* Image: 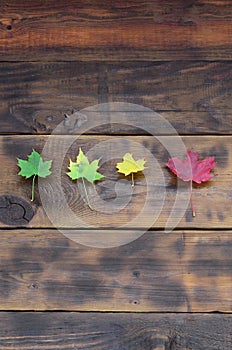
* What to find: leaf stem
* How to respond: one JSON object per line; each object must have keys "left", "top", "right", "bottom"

{"left": 190, "top": 179, "right": 195, "bottom": 217}
{"left": 131, "top": 172, "right": 134, "bottom": 187}
{"left": 81, "top": 177, "right": 93, "bottom": 210}
{"left": 31, "top": 174, "right": 36, "bottom": 202}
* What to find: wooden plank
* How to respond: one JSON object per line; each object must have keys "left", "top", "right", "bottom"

{"left": 0, "top": 229, "right": 231, "bottom": 312}
{"left": 1, "top": 0, "right": 232, "bottom": 61}
{"left": 1, "top": 61, "right": 232, "bottom": 135}
{"left": 0, "top": 312, "right": 231, "bottom": 350}
{"left": 0, "top": 135, "right": 231, "bottom": 229}
{"left": 0, "top": 62, "right": 99, "bottom": 134}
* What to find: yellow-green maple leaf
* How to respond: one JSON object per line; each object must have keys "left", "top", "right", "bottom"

{"left": 66, "top": 148, "right": 104, "bottom": 210}
{"left": 67, "top": 148, "right": 104, "bottom": 184}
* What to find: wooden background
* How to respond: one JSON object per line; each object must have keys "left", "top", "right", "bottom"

{"left": 0, "top": 0, "right": 232, "bottom": 349}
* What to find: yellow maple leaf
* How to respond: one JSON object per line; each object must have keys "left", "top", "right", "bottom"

{"left": 116, "top": 153, "right": 146, "bottom": 187}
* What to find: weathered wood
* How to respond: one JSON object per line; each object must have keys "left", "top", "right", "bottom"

{"left": 1, "top": 61, "right": 232, "bottom": 135}
{"left": 0, "top": 229, "right": 231, "bottom": 312}
{"left": 0, "top": 135, "right": 231, "bottom": 229}
{"left": 0, "top": 195, "right": 34, "bottom": 225}
{"left": 1, "top": 0, "right": 232, "bottom": 61}
{"left": 0, "top": 312, "right": 231, "bottom": 349}
{"left": 0, "top": 0, "right": 231, "bottom": 344}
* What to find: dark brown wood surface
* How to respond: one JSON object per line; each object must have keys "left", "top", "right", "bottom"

{"left": 0, "top": 61, "right": 232, "bottom": 135}
{"left": 0, "top": 229, "right": 231, "bottom": 312}
{"left": 0, "top": 312, "right": 231, "bottom": 349}
{"left": 1, "top": 0, "right": 232, "bottom": 61}
{"left": 0, "top": 135, "right": 231, "bottom": 229}
{"left": 0, "top": 0, "right": 232, "bottom": 348}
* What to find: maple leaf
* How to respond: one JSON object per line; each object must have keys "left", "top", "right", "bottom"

{"left": 116, "top": 153, "right": 146, "bottom": 187}
{"left": 17, "top": 149, "right": 52, "bottom": 201}
{"left": 67, "top": 148, "right": 104, "bottom": 210}
{"left": 166, "top": 150, "right": 216, "bottom": 217}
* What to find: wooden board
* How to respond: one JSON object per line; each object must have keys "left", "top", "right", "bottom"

{"left": 0, "top": 312, "right": 231, "bottom": 349}
{"left": 1, "top": 61, "right": 232, "bottom": 135}
{"left": 1, "top": 2, "right": 232, "bottom": 348}
{"left": 1, "top": 0, "right": 232, "bottom": 61}
{"left": 0, "top": 135, "right": 231, "bottom": 229}
{"left": 0, "top": 229, "right": 231, "bottom": 312}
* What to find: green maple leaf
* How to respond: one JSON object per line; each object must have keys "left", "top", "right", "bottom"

{"left": 116, "top": 153, "right": 146, "bottom": 187}
{"left": 67, "top": 148, "right": 104, "bottom": 209}
{"left": 17, "top": 149, "right": 52, "bottom": 201}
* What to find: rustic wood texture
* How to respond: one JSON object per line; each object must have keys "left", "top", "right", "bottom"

{"left": 0, "top": 229, "right": 231, "bottom": 312}
{"left": 0, "top": 61, "right": 232, "bottom": 135}
{"left": 0, "top": 312, "right": 231, "bottom": 350}
{"left": 0, "top": 1, "right": 232, "bottom": 348}
{"left": 0, "top": 135, "right": 230, "bottom": 229}
{"left": 1, "top": 0, "right": 232, "bottom": 61}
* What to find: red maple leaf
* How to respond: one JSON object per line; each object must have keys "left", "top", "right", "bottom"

{"left": 166, "top": 150, "right": 216, "bottom": 217}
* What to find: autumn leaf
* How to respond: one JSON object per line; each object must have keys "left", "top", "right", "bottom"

{"left": 67, "top": 148, "right": 104, "bottom": 210}
{"left": 17, "top": 149, "right": 52, "bottom": 201}
{"left": 116, "top": 153, "right": 146, "bottom": 187}
{"left": 166, "top": 150, "right": 216, "bottom": 217}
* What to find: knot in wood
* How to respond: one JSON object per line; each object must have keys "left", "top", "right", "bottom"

{"left": 0, "top": 195, "right": 34, "bottom": 226}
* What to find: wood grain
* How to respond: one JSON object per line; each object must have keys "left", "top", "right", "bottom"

{"left": 1, "top": 0, "right": 232, "bottom": 61}
{"left": 1, "top": 61, "right": 232, "bottom": 135}
{"left": 0, "top": 229, "right": 231, "bottom": 312}
{"left": 0, "top": 62, "right": 232, "bottom": 134}
{"left": 0, "top": 312, "right": 231, "bottom": 349}
{"left": 0, "top": 135, "right": 231, "bottom": 229}
{"left": 0, "top": 0, "right": 231, "bottom": 344}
